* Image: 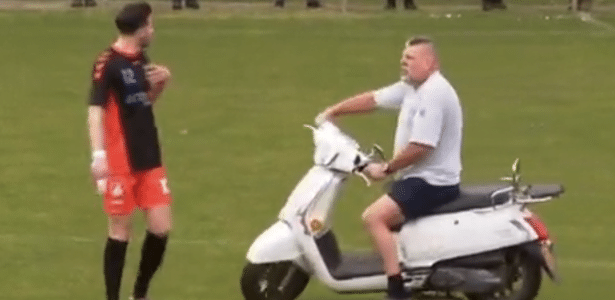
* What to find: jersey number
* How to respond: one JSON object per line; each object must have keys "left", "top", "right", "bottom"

{"left": 121, "top": 68, "right": 138, "bottom": 85}
{"left": 159, "top": 178, "right": 170, "bottom": 195}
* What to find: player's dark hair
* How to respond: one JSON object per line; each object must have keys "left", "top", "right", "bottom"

{"left": 115, "top": 2, "right": 152, "bottom": 35}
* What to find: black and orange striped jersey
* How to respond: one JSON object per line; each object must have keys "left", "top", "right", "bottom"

{"left": 89, "top": 47, "right": 162, "bottom": 173}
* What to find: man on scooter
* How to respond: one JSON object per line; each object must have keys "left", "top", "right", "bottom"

{"left": 315, "top": 36, "right": 463, "bottom": 300}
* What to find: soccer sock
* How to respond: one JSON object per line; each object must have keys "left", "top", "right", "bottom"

{"left": 387, "top": 273, "right": 407, "bottom": 297}
{"left": 387, "top": 0, "right": 396, "bottom": 7}
{"left": 133, "top": 231, "right": 169, "bottom": 299}
{"left": 104, "top": 238, "right": 129, "bottom": 300}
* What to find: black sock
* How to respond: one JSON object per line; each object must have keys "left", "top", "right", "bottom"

{"left": 387, "top": 273, "right": 406, "bottom": 297}
{"left": 133, "top": 231, "right": 169, "bottom": 299}
{"left": 104, "top": 238, "right": 129, "bottom": 300}
{"left": 387, "top": 0, "right": 396, "bottom": 7}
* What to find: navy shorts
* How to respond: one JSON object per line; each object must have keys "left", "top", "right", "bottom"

{"left": 388, "top": 177, "right": 460, "bottom": 220}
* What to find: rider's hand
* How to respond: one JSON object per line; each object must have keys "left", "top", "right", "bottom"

{"left": 363, "top": 163, "right": 389, "bottom": 181}
{"left": 315, "top": 108, "right": 336, "bottom": 126}
{"left": 91, "top": 150, "right": 108, "bottom": 194}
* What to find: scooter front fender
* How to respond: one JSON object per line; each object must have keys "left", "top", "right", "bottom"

{"left": 246, "top": 221, "right": 302, "bottom": 264}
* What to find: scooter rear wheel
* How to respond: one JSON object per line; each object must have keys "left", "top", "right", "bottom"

{"left": 240, "top": 262, "right": 310, "bottom": 300}
{"left": 465, "top": 252, "right": 542, "bottom": 300}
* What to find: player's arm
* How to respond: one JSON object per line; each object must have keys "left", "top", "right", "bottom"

{"left": 88, "top": 105, "right": 105, "bottom": 155}
{"left": 89, "top": 53, "right": 112, "bottom": 181}
{"left": 145, "top": 64, "right": 171, "bottom": 104}
{"left": 88, "top": 105, "right": 107, "bottom": 182}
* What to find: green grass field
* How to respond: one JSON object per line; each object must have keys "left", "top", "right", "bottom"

{"left": 0, "top": 4, "right": 614, "bottom": 300}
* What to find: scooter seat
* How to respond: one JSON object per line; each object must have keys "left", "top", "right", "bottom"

{"left": 430, "top": 183, "right": 511, "bottom": 215}
{"left": 429, "top": 183, "right": 565, "bottom": 215}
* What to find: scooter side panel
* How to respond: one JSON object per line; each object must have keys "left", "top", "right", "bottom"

{"left": 398, "top": 205, "right": 538, "bottom": 268}
{"left": 246, "top": 221, "right": 302, "bottom": 263}
{"left": 278, "top": 167, "right": 337, "bottom": 221}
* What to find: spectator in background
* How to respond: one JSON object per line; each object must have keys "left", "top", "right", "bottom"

{"left": 482, "top": 0, "right": 506, "bottom": 11}
{"left": 71, "top": 0, "right": 96, "bottom": 7}
{"left": 173, "top": 0, "right": 200, "bottom": 10}
{"left": 385, "top": 0, "right": 417, "bottom": 10}
{"left": 274, "top": 0, "right": 322, "bottom": 8}
{"left": 570, "top": 0, "right": 592, "bottom": 11}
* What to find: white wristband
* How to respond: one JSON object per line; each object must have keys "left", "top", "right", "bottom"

{"left": 92, "top": 150, "right": 106, "bottom": 160}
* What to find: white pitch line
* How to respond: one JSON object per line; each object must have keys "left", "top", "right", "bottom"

{"left": 561, "top": 259, "right": 615, "bottom": 269}
{"left": 579, "top": 12, "right": 615, "bottom": 32}
{"left": 1, "top": 233, "right": 614, "bottom": 270}
{"left": 0, "top": 233, "right": 237, "bottom": 246}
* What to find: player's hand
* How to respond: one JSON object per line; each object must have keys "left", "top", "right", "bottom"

{"left": 91, "top": 151, "right": 108, "bottom": 194}
{"left": 363, "top": 163, "right": 389, "bottom": 181}
{"left": 145, "top": 64, "right": 171, "bottom": 86}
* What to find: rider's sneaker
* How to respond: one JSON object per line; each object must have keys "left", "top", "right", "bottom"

{"left": 384, "top": 292, "right": 412, "bottom": 300}
{"left": 385, "top": 296, "right": 412, "bottom": 300}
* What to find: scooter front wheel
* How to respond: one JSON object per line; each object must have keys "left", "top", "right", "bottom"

{"left": 240, "top": 261, "right": 310, "bottom": 300}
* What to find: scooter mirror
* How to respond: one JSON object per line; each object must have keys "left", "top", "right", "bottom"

{"left": 371, "top": 144, "right": 386, "bottom": 161}
{"left": 512, "top": 158, "right": 520, "bottom": 174}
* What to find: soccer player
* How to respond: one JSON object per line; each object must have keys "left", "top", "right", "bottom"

{"left": 87, "top": 2, "right": 172, "bottom": 300}
{"left": 316, "top": 36, "right": 463, "bottom": 300}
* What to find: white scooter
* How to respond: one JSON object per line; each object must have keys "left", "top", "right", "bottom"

{"left": 240, "top": 122, "right": 563, "bottom": 300}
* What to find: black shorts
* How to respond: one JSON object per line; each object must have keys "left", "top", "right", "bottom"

{"left": 388, "top": 177, "right": 460, "bottom": 220}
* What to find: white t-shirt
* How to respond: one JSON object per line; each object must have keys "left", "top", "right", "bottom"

{"left": 373, "top": 71, "right": 463, "bottom": 186}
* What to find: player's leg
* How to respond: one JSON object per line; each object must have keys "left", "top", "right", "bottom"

{"left": 185, "top": 0, "right": 200, "bottom": 10}
{"left": 132, "top": 168, "right": 173, "bottom": 299}
{"left": 105, "top": 215, "right": 133, "bottom": 300}
{"left": 385, "top": 0, "right": 396, "bottom": 10}
{"left": 70, "top": 0, "right": 83, "bottom": 8}
{"left": 482, "top": 0, "right": 507, "bottom": 11}
{"left": 172, "top": 0, "right": 182, "bottom": 10}
{"left": 306, "top": 0, "right": 321, "bottom": 8}
{"left": 84, "top": 0, "right": 97, "bottom": 7}
{"left": 102, "top": 175, "right": 137, "bottom": 300}
{"left": 403, "top": 0, "right": 416, "bottom": 10}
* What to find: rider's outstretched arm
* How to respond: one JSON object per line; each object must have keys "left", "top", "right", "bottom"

{"left": 317, "top": 92, "right": 377, "bottom": 122}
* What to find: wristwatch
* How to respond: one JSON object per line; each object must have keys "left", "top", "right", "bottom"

{"left": 383, "top": 163, "right": 394, "bottom": 175}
